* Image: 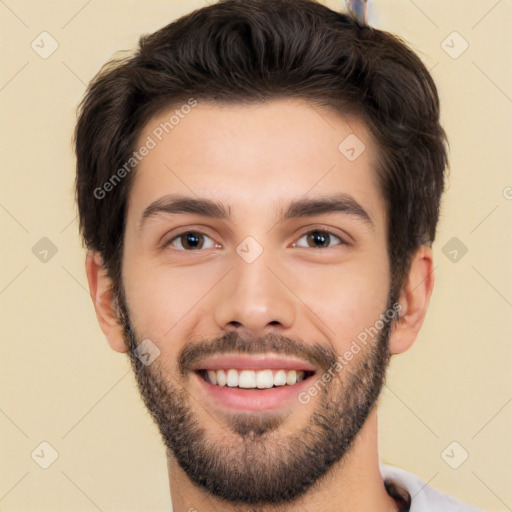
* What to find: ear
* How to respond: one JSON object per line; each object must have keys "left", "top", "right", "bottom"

{"left": 85, "top": 251, "right": 127, "bottom": 353}
{"left": 389, "top": 245, "right": 435, "bottom": 355}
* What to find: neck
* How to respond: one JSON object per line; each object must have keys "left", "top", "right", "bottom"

{"left": 167, "top": 409, "right": 399, "bottom": 512}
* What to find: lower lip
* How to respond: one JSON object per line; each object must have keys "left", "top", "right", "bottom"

{"left": 193, "top": 371, "right": 314, "bottom": 411}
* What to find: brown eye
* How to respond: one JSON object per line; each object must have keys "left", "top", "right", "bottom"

{"left": 181, "top": 232, "right": 203, "bottom": 250}
{"left": 166, "top": 231, "right": 217, "bottom": 251}
{"left": 294, "top": 229, "right": 344, "bottom": 249}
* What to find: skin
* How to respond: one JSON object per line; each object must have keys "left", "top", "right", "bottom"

{"left": 85, "top": 99, "right": 434, "bottom": 512}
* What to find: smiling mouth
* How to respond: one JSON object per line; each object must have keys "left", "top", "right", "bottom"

{"left": 195, "top": 368, "right": 316, "bottom": 389}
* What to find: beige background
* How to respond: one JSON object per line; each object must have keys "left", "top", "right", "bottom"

{"left": 1, "top": 1, "right": 511, "bottom": 511}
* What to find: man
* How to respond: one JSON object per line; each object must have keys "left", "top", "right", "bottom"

{"left": 75, "top": 0, "right": 485, "bottom": 510}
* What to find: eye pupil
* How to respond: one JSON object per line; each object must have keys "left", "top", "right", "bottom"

{"left": 182, "top": 232, "right": 203, "bottom": 250}
{"left": 307, "top": 230, "right": 329, "bottom": 248}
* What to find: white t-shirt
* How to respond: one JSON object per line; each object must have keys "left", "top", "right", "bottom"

{"left": 166, "top": 464, "right": 486, "bottom": 511}
{"left": 380, "top": 463, "right": 486, "bottom": 511}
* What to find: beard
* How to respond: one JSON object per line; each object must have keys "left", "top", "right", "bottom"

{"left": 116, "top": 287, "right": 397, "bottom": 509}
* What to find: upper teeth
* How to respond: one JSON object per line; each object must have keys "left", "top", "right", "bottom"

{"left": 205, "top": 369, "right": 307, "bottom": 389}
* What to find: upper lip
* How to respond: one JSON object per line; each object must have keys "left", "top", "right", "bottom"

{"left": 193, "top": 354, "right": 317, "bottom": 372}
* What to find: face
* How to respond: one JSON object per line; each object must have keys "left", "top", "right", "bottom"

{"left": 117, "top": 99, "right": 397, "bottom": 505}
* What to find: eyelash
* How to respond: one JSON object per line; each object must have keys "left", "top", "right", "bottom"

{"left": 161, "top": 228, "right": 348, "bottom": 252}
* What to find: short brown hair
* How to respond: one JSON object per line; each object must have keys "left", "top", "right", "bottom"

{"left": 74, "top": 0, "right": 448, "bottom": 298}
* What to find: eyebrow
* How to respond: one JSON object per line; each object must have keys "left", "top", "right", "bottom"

{"left": 138, "top": 193, "right": 374, "bottom": 231}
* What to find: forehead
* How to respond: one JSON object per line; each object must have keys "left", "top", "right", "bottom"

{"left": 127, "top": 99, "right": 386, "bottom": 229}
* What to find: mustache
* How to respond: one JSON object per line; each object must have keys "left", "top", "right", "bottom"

{"left": 177, "top": 331, "right": 338, "bottom": 379}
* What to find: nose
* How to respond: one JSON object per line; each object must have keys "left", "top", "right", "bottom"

{"left": 213, "top": 248, "right": 296, "bottom": 338}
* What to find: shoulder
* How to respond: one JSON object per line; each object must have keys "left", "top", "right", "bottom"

{"left": 380, "top": 463, "right": 488, "bottom": 511}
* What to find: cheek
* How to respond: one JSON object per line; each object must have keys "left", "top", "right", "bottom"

{"left": 121, "top": 258, "right": 220, "bottom": 337}
{"left": 295, "top": 259, "right": 389, "bottom": 346}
